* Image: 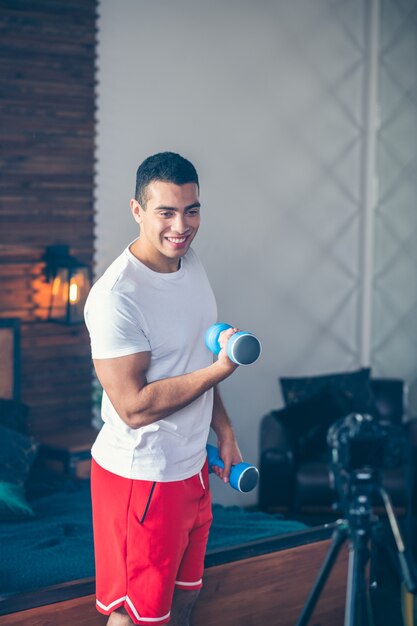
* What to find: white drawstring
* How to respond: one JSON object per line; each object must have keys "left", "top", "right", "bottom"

{"left": 198, "top": 471, "right": 205, "bottom": 490}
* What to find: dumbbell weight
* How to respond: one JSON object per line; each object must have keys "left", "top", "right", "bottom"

{"left": 206, "top": 444, "right": 259, "bottom": 493}
{"left": 205, "top": 323, "right": 261, "bottom": 366}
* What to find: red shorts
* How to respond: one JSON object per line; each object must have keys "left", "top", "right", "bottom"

{"left": 90, "top": 459, "right": 212, "bottom": 625}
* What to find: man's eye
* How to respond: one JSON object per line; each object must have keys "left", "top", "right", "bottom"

{"left": 187, "top": 210, "right": 200, "bottom": 216}
{"left": 161, "top": 212, "right": 173, "bottom": 218}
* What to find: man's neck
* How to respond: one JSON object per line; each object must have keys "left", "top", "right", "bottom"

{"left": 130, "top": 239, "right": 181, "bottom": 273}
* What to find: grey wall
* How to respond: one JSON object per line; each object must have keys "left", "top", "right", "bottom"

{"left": 372, "top": 0, "right": 417, "bottom": 390}
{"left": 95, "top": 0, "right": 417, "bottom": 505}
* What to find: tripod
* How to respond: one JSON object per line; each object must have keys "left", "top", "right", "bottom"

{"left": 295, "top": 469, "right": 417, "bottom": 626}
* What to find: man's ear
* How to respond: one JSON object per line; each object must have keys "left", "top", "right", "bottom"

{"left": 130, "top": 198, "right": 144, "bottom": 225}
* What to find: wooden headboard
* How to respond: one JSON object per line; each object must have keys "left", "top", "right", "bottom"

{"left": 0, "top": 318, "right": 20, "bottom": 401}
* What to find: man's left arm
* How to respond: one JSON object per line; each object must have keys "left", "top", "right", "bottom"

{"left": 210, "top": 386, "right": 242, "bottom": 483}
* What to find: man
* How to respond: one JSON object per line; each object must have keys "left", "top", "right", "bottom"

{"left": 84, "top": 152, "right": 242, "bottom": 626}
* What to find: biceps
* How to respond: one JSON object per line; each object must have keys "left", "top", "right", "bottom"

{"left": 93, "top": 352, "right": 150, "bottom": 409}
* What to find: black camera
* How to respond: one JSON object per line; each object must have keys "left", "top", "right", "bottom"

{"left": 326, "top": 412, "right": 407, "bottom": 516}
{"left": 327, "top": 412, "right": 406, "bottom": 472}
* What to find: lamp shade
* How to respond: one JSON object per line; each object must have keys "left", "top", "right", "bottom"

{"left": 45, "top": 246, "right": 91, "bottom": 324}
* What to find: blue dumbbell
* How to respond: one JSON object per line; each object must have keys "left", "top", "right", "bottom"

{"left": 205, "top": 323, "right": 261, "bottom": 366}
{"left": 206, "top": 444, "right": 259, "bottom": 493}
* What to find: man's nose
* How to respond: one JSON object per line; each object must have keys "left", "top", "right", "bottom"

{"left": 172, "top": 213, "right": 188, "bottom": 233}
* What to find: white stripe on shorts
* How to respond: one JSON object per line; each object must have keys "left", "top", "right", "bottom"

{"left": 96, "top": 596, "right": 126, "bottom": 611}
{"left": 126, "top": 596, "right": 171, "bottom": 622}
{"left": 175, "top": 578, "right": 203, "bottom": 587}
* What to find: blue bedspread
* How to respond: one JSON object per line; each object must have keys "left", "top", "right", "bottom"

{"left": 0, "top": 482, "right": 307, "bottom": 596}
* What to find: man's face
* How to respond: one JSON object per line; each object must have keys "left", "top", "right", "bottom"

{"left": 130, "top": 180, "right": 200, "bottom": 272}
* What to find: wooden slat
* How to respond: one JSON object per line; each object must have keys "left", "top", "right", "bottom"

{"left": 20, "top": 322, "right": 90, "bottom": 344}
{"left": 0, "top": 263, "right": 34, "bottom": 276}
{"left": 22, "top": 346, "right": 92, "bottom": 370}
{"left": 1, "top": 153, "right": 95, "bottom": 163}
{"left": 29, "top": 416, "right": 94, "bottom": 438}
{"left": 0, "top": 175, "right": 94, "bottom": 187}
{"left": 0, "top": 30, "right": 95, "bottom": 55}
{"left": 0, "top": 214, "right": 94, "bottom": 224}
{"left": 1, "top": 222, "right": 93, "bottom": 236}
{"left": 0, "top": 0, "right": 96, "bottom": 16}
{"left": 22, "top": 393, "right": 92, "bottom": 409}
{"left": 0, "top": 142, "right": 95, "bottom": 158}
{"left": 0, "top": 114, "right": 94, "bottom": 128}
{"left": 0, "top": 197, "right": 94, "bottom": 209}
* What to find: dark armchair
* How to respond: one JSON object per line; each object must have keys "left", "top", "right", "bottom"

{"left": 259, "top": 376, "right": 414, "bottom": 515}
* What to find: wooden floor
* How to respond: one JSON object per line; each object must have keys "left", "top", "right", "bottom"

{"left": 0, "top": 538, "right": 348, "bottom": 626}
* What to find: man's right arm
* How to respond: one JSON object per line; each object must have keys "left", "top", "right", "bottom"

{"left": 93, "top": 328, "right": 238, "bottom": 429}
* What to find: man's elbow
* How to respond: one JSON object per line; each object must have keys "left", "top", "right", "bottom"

{"left": 122, "top": 408, "right": 149, "bottom": 429}
{"left": 121, "top": 401, "right": 158, "bottom": 429}
{"left": 113, "top": 388, "right": 153, "bottom": 429}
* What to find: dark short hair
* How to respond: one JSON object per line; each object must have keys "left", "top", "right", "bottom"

{"left": 135, "top": 152, "right": 199, "bottom": 206}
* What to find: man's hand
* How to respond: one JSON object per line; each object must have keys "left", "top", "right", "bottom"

{"left": 217, "top": 327, "right": 240, "bottom": 372}
{"left": 211, "top": 437, "right": 243, "bottom": 484}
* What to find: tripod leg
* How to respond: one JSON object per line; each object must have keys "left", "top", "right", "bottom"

{"left": 370, "top": 523, "right": 408, "bottom": 626}
{"left": 345, "top": 528, "right": 370, "bottom": 626}
{"left": 379, "top": 486, "right": 417, "bottom": 593}
{"left": 295, "top": 522, "right": 348, "bottom": 626}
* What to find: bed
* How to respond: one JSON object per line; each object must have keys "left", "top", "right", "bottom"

{"left": 0, "top": 479, "right": 349, "bottom": 626}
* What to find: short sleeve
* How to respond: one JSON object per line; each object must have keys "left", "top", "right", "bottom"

{"left": 84, "top": 287, "right": 150, "bottom": 359}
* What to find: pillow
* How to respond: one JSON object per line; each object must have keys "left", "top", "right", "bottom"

{"left": 0, "top": 425, "right": 38, "bottom": 521}
{"left": 279, "top": 367, "right": 375, "bottom": 413}
{"left": 0, "top": 424, "right": 38, "bottom": 486}
{"left": 273, "top": 389, "right": 353, "bottom": 461}
{"left": 0, "top": 481, "right": 34, "bottom": 520}
{"left": 25, "top": 458, "right": 78, "bottom": 500}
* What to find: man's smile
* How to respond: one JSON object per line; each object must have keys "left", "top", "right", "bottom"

{"left": 165, "top": 235, "right": 189, "bottom": 248}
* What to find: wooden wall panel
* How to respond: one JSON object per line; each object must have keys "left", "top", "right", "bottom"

{"left": 0, "top": 0, "right": 96, "bottom": 438}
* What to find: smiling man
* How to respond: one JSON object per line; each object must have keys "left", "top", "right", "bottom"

{"left": 130, "top": 177, "right": 201, "bottom": 273}
{"left": 84, "top": 152, "right": 242, "bottom": 626}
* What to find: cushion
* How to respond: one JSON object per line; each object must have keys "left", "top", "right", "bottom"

{"left": 280, "top": 367, "right": 375, "bottom": 413}
{"left": 25, "top": 458, "right": 79, "bottom": 500}
{"left": 0, "top": 425, "right": 38, "bottom": 521}
{"left": 0, "top": 424, "right": 38, "bottom": 486}
{"left": 0, "top": 481, "right": 34, "bottom": 520}
{"left": 273, "top": 389, "right": 354, "bottom": 461}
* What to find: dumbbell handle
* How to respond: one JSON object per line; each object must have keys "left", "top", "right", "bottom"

{"left": 205, "top": 323, "right": 261, "bottom": 366}
{"left": 206, "top": 444, "right": 259, "bottom": 493}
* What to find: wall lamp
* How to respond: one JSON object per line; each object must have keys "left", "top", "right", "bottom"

{"left": 44, "top": 245, "right": 91, "bottom": 324}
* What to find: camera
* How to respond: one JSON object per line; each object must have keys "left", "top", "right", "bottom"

{"left": 327, "top": 412, "right": 406, "bottom": 473}
{"left": 326, "top": 412, "right": 407, "bottom": 513}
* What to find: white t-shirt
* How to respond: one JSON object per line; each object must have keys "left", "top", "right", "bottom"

{"left": 84, "top": 243, "right": 217, "bottom": 481}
